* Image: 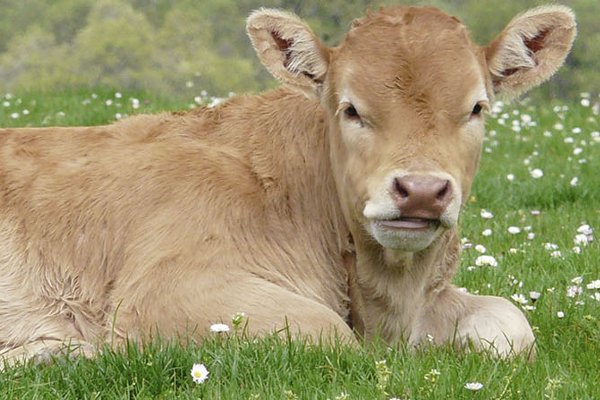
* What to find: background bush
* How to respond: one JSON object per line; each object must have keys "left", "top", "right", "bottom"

{"left": 0, "top": 0, "right": 596, "bottom": 99}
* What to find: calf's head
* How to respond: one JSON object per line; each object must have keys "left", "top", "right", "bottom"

{"left": 248, "top": 6, "right": 575, "bottom": 253}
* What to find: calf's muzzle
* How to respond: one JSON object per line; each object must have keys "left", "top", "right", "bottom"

{"left": 392, "top": 175, "right": 453, "bottom": 221}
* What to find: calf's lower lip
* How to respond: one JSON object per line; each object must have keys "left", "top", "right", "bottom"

{"left": 376, "top": 218, "right": 439, "bottom": 230}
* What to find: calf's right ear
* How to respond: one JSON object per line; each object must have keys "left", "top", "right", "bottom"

{"left": 485, "top": 5, "right": 576, "bottom": 99}
{"left": 246, "top": 9, "right": 330, "bottom": 97}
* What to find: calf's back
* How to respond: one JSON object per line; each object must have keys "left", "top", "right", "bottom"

{"left": 0, "top": 89, "right": 351, "bottom": 348}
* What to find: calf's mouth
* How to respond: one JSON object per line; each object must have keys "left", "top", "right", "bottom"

{"left": 376, "top": 217, "right": 440, "bottom": 230}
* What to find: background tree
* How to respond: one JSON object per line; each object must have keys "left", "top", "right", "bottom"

{"left": 0, "top": 0, "right": 595, "bottom": 99}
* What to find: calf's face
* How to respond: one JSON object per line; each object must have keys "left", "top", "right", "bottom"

{"left": 247, "top": 6, "right": 576, "bottom": 252}
{"left": 325, "top": 8, "right": 489, "bottom": 251}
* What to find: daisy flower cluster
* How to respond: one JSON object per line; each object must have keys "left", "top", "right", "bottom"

{"left": 543, "top": 223, "right": 594, "bottom": 259}
{"left": 2, "top": 93, "right": 30, "bottom": 121}
{"left": 460, "top": 94, "right": 598, "bottom": 326}
{"left": 0, "top": 89, "right": 232, "bottom": 128}
{"left": 193, "top": 89, "right": 231, "bottom": 109}
{"left": 465, "top": 214, "right": 597, "bottom": 313}
{"left": 486, "top": 95, "right": 598, "bottom": 191}
{"left": 207, "top": 311, "right": 247, "bottom": 336}
{"left": 83, "top": 91, "right": 148, "bottom": 121}
{"left": 190, "top": 312, "right": 249, "bottom": 384}
{"left": 551, "top": 274, "right": 600, "bottom": 319}
{"left": 565, "top": 275, "right": 600, "bottom": 303}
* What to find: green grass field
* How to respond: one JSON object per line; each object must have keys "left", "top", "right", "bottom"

{"left": 0, "top": 89, "right": 598, "bottom": 399}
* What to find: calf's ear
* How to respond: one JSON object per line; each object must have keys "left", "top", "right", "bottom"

{"left": 485, "top": 5, "right": 576, "bottom": 99}
{"left": 247, "top": 9, "right": 329, "bottom": 97}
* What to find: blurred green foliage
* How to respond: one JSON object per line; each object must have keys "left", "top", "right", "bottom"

{"left": 0, "top": 0, "right": 596, "bottom": 99}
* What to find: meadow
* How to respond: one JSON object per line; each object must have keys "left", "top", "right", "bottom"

{"left": 0, "top": 88, "right": 598, "bottom": 399}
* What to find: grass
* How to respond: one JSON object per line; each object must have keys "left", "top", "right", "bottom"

{"left": 0, "top": 88, "right": 599, "bottom": 399}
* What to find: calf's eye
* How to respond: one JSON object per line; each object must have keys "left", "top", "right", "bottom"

{"left": 471, "top": 103, "right": 483, "bottom": 116}
{"left": 342, "top": 103, "right": 364, "bottom": 127}
{"left": 344, "top": 104, "right": 360, "bottom": 119}
{"left": 338, "top": 101, "right": 365, "bottom": 127}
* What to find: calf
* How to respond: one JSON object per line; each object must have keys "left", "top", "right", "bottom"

{"left": 0, "top": 5, "right": 575, "bottom": 367}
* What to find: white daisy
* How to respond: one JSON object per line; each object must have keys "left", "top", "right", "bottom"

{"left": 574, "top": 234, "right": 590, "bottom": 246}
{"left": 464, "top": 382, "right": 484, "bottom": 391}
{"left": 480, "top": 209, "right": 494, "bottom": 219}
{"left": 511, "top": 293, "right": 528, "bottom": 305}
{"left": 210, "top": 323, "right": 230, "bottom": 333}
{"left": 475, "top": 255, "right": 498, "bottom": 267}
{"left": 566, "top": 286, "right": 582, "bottom": 298}
{"left": 508, "top": 226, "right": 521, "bottom": 234}
{"left": 191, "top": 363, "right": 209, "bottom": 384}
{"left": 586, "top": 280, "right": 600, "bottom": 290}
{"left": 577, "top": 224, "right": 593, "bottom": 236}
{"left": 530, "top": 168, "right": 544, "bottom": 179}
{"left": 529, "top": 291, "right": 541, "bottom": 300}
{"left": 550, "top": 250, "right": 562, "bottom": 258}
{"left": 475, "top": 244, "right": 487, "bottom": 254}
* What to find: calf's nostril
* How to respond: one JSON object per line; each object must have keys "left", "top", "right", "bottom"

{"left": 394, "top": 178, "right": 410, "bottom": 198}
{"left": 436, "top": 180, "right": 451, "bottom": 201}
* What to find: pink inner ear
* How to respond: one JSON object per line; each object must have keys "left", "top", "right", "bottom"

{"left": 525, "top": 29, "right": 550, "bottom": 53}
{"left": 498, "top": 29, "right": 551, "bottom": 79}
{"left": 270, "top": 30, "right": 293, "bottom": 52}
{"left": 270, "top": 30, "right": 294, "bottom": 68}
{"left": 268, "top": 30, "right": 318, "bottom": 81}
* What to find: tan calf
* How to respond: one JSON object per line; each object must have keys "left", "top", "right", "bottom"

{"left": 0, "top": 5, "right": 575, "bottom": 367}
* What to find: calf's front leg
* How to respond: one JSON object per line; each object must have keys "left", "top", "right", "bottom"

{"left": 412, "top": 287, "right": 535, "bottom": 358}
{"left": 456, "top": 292, "right": 535, "bottom": 358}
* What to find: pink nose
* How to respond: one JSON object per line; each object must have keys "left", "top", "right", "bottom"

{"left": 392, "top": 175, "right": 453, "bottom": 220}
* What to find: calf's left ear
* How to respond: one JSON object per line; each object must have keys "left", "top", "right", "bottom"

{"left": 247, "top": 9, "right": 330, "bottom": 97}
{"left": 485, "top": 5, "right": 576, "bottom": 98}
